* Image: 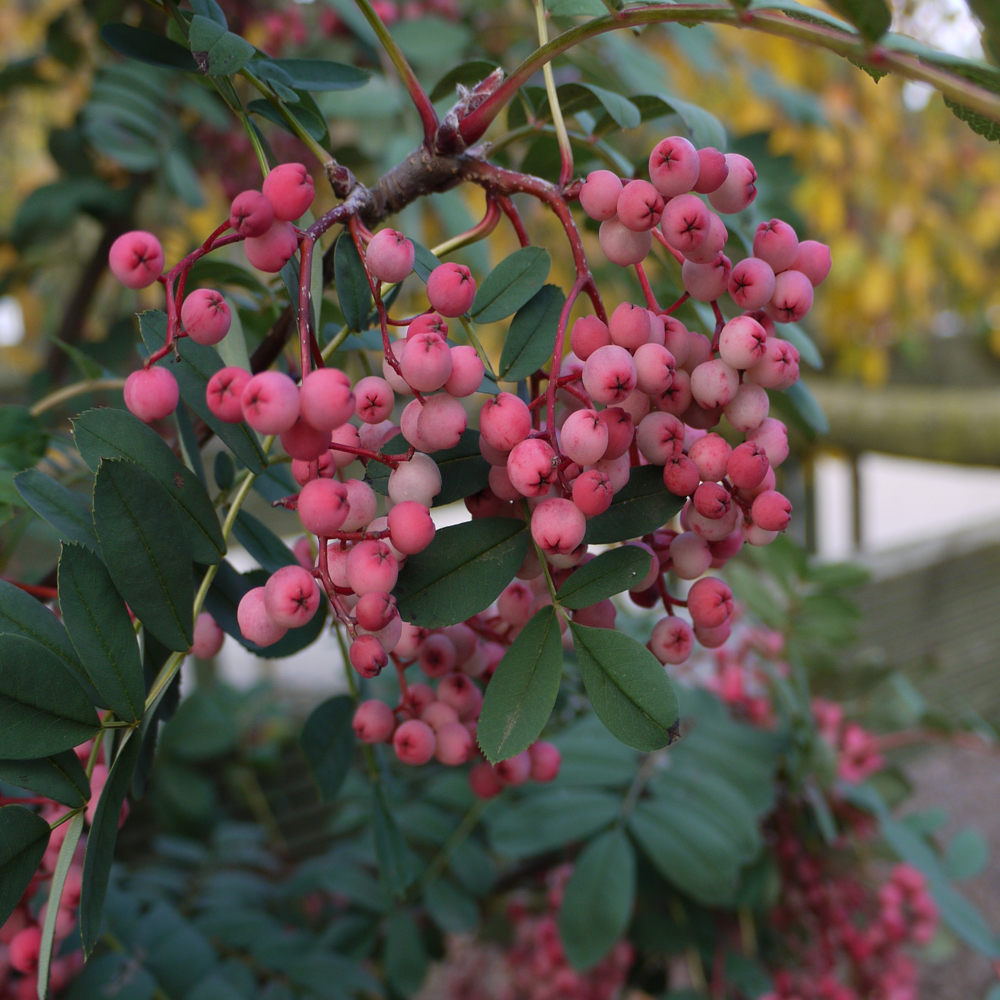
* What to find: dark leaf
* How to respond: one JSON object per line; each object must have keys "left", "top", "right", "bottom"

{"left": 266, "top": 57, "right": 369, "bottom": 91}
{"left": 411, "top": 242, "right": 442, "bottom": 283}
{"left": 13, "top": 469, "right": 99, "bottom": 552}
{"left": 0, "top": 805, "right": 50, "bottom": 925}
{"left": 0, "top": 752, "right": 90, "bottom": 807}
{"left": 0, "top": 406, "right": 48, "bottom": 470}
{"left": 471, "top": 247, "right": 551, "bottom": 324}
{"left": 424, "top": 877, "right": 479, "bottom": 932}
{"left": 372, "top": 785, "right": 416, "bottom": 896}
{"left": 100, "top": 23, "right": 198, "bottom": 72}
{"left": 231, "top": 510, "right": 296, "bottom": 573}
{"left": 383, "top": 911, "right": 428, "bottom": 996}
{"left": 822, "top": 0, "right": 890, "bottom": 40}
{"left": 556, "top": 546, "right": 652, "bottom": 609}
{"left": 301, "top": 695, "right": 355, "bottom": 802}
{"left": 334, "top": 233, "right": 373, "bottom": 331}
{"left": 585, "top": 465, "right": 684, "bottom": 544}
{"left": 189, "top": 15, "right": 254, "bottom": 76}
{"left": 498, "top": 284, "right": 565, "bottom": 383}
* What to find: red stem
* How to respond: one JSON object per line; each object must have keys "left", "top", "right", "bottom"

{"left": 299, "top": 236, "right": 316, "bottom": 379}
{"left": 327, "top": 440, "right": 415, "bottom": 467}
{"left": 6, "top": 581, "right": 59, "bottom": 600}
{"left": 652, "top": 226, "right": 686, "bottom": 265}
{"left": 634, "top": 262, "right": 660, "bottom": 312}
{"left": 664, "top": 291, "right": 690, "bottom": 316}
{"left": 497, "top": 194, "right": 531, "bottom": 248}
{"left": 546, "top": 276, "right": 586, "bottom": 441}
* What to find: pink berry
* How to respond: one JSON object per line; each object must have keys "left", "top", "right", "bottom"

{"left": 647, "top": 310, "right": 666, "bottom": 346}
{"left": 230, "top": 190, "right": 274, "bottom": 237}
{"left": 594, "top": 452, "right": 631, "bottom": 493}
{"left": 190, "top": 612, "right": 225, "bottom": 659}
{"left": 417, "top": 393, "right": 468, "bottom": 451}
{"left": 684, "top": 212, "right": 728, "bottom": 264}
{"left": 707, "top": 153, "right": 757, "bottom": 214}
{"left": 469, "top": 760, "right": 504, "bottom": 799}
{"left": 693, "top": 481, "right": 731, "bottom": 520}
{"left": 124, "top": 366, "right": 179, "bottom": 423}
{"left": 262, "top": 162, "right": 314, "bottom": 221}
{"left": 688, "top": 432, "right": 732, "bottom": 482}
{"left": 206, "top": 366, "right": 252, "bottom": 423}
{"left": 494, "top": 750, "right": 532, "bottom": 786}
{"left": 648, "top": 615, "right": 694, "bottom": 665}
{"left": 421, "top": 701, "right": 460, "bottom": 730}
{"left": 434, "top": 721, "right": 473, "bottom": 765}
{"left": 572, "top": 469, "right": 613, "bottom": 517}
{"left": 181, "top": 289, "right": 231, "bottom": 345}
{"left": 747, "top": 417, "right": 789, "bottom": 467}
{"left": 708, "top": 531, "right": 743, "bottom": 567}
{"left": 582, "top": 345, "right": 637, "bottom": 405}
{"left": 528, "top": 741, "right": 561, "bottom": 782}
{"left": 241, "top": 370, "right": 300, "bottom": 434}
{"left": 264, "top": 564, "right": 320, "bottom": 628}
{"left": 480, "top": 392, "right": 532, "bottom": 452}
{"left": 244, "top": 221, "right": 298, "bottom": 273}
{"left": 636, "top": 411, "right": 684, "bottom": 465}
{"left": 330, "top": 422, "right": 362, "bottom": 468}
{"left": 598, "top": 406, "right": 634, "bottom": 459}
{"left": 407, "top": 683, "right": 436, "bottom": 715}
{"left": 654, "top": 368, "right": 692, "bottom": 417}
{"left": 531, "top": 498, "right": 586, "bottom": 556}
{"left": 681, "top": 332, "right": 713, "bottom": 374}
{"left": 444, "top": 345, "right": 485, "bottom": 397}
{"left": 616, "top": 180, "right": 664, "bottom": 232}
{"left": 599, "top": 218, "right": 651, "bottom": 267}
{"left": 346, "top": 539, "right": 398, "bottom": 596}
{"left": 767, "top": 269, "right": 814, "bottom": 323}
{"left": 561, "top": 409, "right": 608, "bottom": 466}
{"left": 579, "top": 169, "right": 623, "bottom": 221}
{"left": 695, "top": 621, "right": 730, "bottom": 648}
{"left": 387, "top": 500, "right": 436, "bottom": 554}
{"left": 355, "top": 591, "right": 397, "bottom": 632}
{"left": 682, "top": 254, "right": 732, "bottom": 302}
{"left": 437, "top": 673, "right": 481, "bottom": 718}
{"left": 498, "top": 580, "right": 534, "bottom": 627}
{"left": 8, "top": 927, "right": 41, "bottom": 975}
{"left": 238, "top": 587, "right": 287, "bottom": 647}
{"left": 660, "top": 193, "right": 711, "bottom": 254}
{"left": 353, "top": 699, "right": 396, "bottom": 743}
{"left": 387, "top": 453, "right": 441, "bottom": 507}
{"left": 690, "top": 359, "right": 739, "bottom": 409}
{"left": 792, "top": 239, "right": 832, "bottom": 286}
{"left": 570, "top": 316, "right": 612, "bottom": 360}
{"left": 354, "top": 375, "right": 395, "bottom": 424}
{"left": 663, "top": 454, "right": 700, "bottom": 498}
{"left": 401, "top": 332, "right": 453, "bottom": 392}
{"left": 753, "top": 218, "right": 799, "bottom": 273}
{"left": 669, "top": 532, "right": 712, "bottom": 580}
{"left": 506, "top": 438, "right": 557, "bottom": 497}
{"left": 609, "top": 302, "right": 651, "bottom": 351}
{"left": 419, "top": 633, "right": 457, "bottom": 677}
{"left": 407, "top": 312, "right": 448, "bottom": 339}
{"left": 727, "top": 441, "right": 769, "bottom": 490}
{"left": 350, "top": 634, "right": 389, "bottom": 678}
{"left": 648, "top": 136, "right": 700, "bottom": 198}
{"left": 281, "top": 416, "right": 330, "bottom": 461}
{"left": 297, "top": 478, "right": 350, "bottom": 536}
{"left": 663, "top": 318, "right": 690, "bottom": 366}
{"left": 718, "top": 315, "right": 768, "bottom": 370}
{"left": 633, "top": 342, "right": 676, "bottom": 395}
{"left": 752, "top": 489, "right": 792, "bottom": 531}
{"left": 108, "top": 230, "right": 164, "bottom": 288}
{"left": 728, "top": 257, "right": 776, "bottom": 312}
{"left": 299, "top": 368, "right": 355, "bottom": 432}
{"left": 687, "top": 577, "right": 733, "bottom": 629}
{"left": 723, "top": 382, "right": 769, "bottom": 432}
{"left": 692, "top": 147, "right": 729, "bottom": 194}
{"left": 426, "top": 262, "right": 475, "bottom": 317}
{"left": 366, "top": 228, "right": 415, "bottom": 283}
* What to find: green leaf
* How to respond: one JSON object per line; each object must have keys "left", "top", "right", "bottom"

{"left": 748, "top": 0, "right": 857, "bottom": 33}
{"left": 472, "top": 247, "right": 551, "bottom": 324}
{"left": 73, "top": 406, "right": 225, "bottom": 565}
{"left": 498, "top": 284, "right": 565, "bottom": 383}
{"left": 0, "top": 805, "right": 50, "bottom": 925}
{"left": 783, "top": 380, "right": 828, "bottom": 435}
{"left": 93, "top": 458, "right": 194, "bottom": 652}
{"left": 821, "top": 0, "right": 890, "bottom": 40}
{"left": 334, "top": 233, "right": 372, "bottom": 331}
{"left": 393, "top": 517, "right": 529, "bottom": 628}
{"left": 138, "top": 310, "right": 266, "bottom": 475}
{"left": 486, "top": 788, "right": 620, "bottom": 858}
{"left": 249, "top": 89, "right": 329, "bottom": 145}
{"left": 383, "top": 911, "right": 428, "bottom": 997}
{"left": 584, "top": 465, "right": 684, "bottom": 544}
{"left": 80, "top": 732, "right": 142, "bottom": 954}
{"left": 0, "top": 635, "right": 100, "bottom": 758}
{"left": 372, "top": 785, "right": 416, "bottom": 896}
{"left": 0, "top": 751, "right": 90, "bottom": 807}
{"left": 231, "top": 511, "right": 296, "bottom": 573}
{"left": 430, "top": 59, "right": 500, "bottom": 102}
{"left": 100, "top": 23, "right": 198, "bottom": 72}
{"left": 570, "top": 624, "right": 679, "bottom": 752}
{"left": 158, "top": 687, "right": 239, "bottom": 761}
{"left": 38, "top": 809, "right": 85, "bottom": 1000}
{"left": 0, "top": 579, "right": 86, "bottom": 688}
{"left": 540, "top": 82, "right": 641, "bottom": 130}
{"left": 266, "top": 57, "right": 369, "bottom": 91}
{"left": 411, "top": 241, "right": 442, "bottom": 283}
{"left": 189, "top": 15, "right": 254, "bottom": 76}
{"left": 556, "top": 546, "right": 652, "bottom": 609}
{"left": 945, "top": 828, "right": 988, "bottom": 881}
{"left": 191, "top": 0, "right": 227, "bottom": 27}
{"left": 301, "top": 695, "right": 355, "bottom": 803}
{"left": 424, "top": 877, "right": 479, "bottom": 932}
{"left": 58, "top": 543, "right": 146, "bottom": 722}
{"left": 477, "top": 605, "right": 563, "bottom": 763}
{"left": 558, "top": 829, "right": 636, "bottom": 971}
{"left": 13, "top": 469, "right": 99, "bottom": 552}
{"left": 0, "top": 405, "right": 48, "bottom": 470}
{"left": 188, "top": 258, "right": 268, "bottom": 296}
{"left": 779, "top": 321, "right": 823, "bottom": 368}
{"left": 390, "top": 16, "right": 472, "bottom": 67}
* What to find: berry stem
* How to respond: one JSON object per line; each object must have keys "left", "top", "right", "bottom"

{"left": 497, "top": 194, "right": 531, "bottom": 248}
{"left": 546, "top": 276, "right": 586, "bottom": 441}
{"left": 652, "top": 226, "right": 686, "bottom": 265}
{"left": 634, "top": 261, "right": 660, "bottom": 312}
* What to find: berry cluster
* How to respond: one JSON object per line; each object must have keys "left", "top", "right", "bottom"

{"left": 812, "top": 699, "right": 885, "bottom": 784}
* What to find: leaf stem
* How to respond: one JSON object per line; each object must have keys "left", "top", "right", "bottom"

{"left": 532, "top": 0, "right": 574, "bottom": 188}
{"left": 411, "top": 798, "right": 489, "bottom": 898}
{"left": 457, "top": 316, "right": 498, "bottom": 380}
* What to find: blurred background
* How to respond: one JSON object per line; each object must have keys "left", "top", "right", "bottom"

{"left": 2, "top": 0, "right": 1000, "bottom": 995}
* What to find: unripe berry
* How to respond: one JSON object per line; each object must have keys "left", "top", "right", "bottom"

{"left": 355, "top": 591, "right": 397, "bottom": 632}
{"left": 718, "top": 315, "right": 768, "bottom": 370}
{"left": 531, "top": 498, "right": 586, "bottom": 556}
{"left": 387, "top": 500, "right": 435, "bottom": 554}
{"left": 353, "top": 699, "right": 396, "bottom": 743}
{"left": 350, "top": 634, "right": 388, "bottom": 678}
{"left": 494, "top": 750, "right": 532, "bottom": 786}
{"left": 435, "top": 721, "right": 473, "bottom": 765}
{"left": 752, "top": 489, "right": 792, "bottom": 531}
{"left": 723, "top": 382, "right": 769, "bottom": 433}
{"left": 244, "top": 221, "right": 298, "bottom": 272}
{"left": 528, "top": 741, "right": 561, "bottom": 782}
{"left": 297, "top": 479, "right": 350, "bottom": 536}
{"left": 572, "top": 469, "right": 613, "bottom": 517}
{"left": 181, "top": 289, "right": 231, "bottom": 345}
{"left": 746, "top": 417, "right": 789, "bottom": 467}
{"left": 419, "top": 633, "right": 457, "bottom": 677}
{"left": 728, "top": 257, "right": 776, "bottom": 312}
{"left": 388, "top": 453, "right": 442, "bottom": 506}
{"left": 582, "top": 345, "right": 637, "bottom": 405}
{"left": 648, "top": 135, "right": 700, "bottom": 198}
{"left": 616, "top": 180, "right": 664, "bottom": 232}
{"left": 108, "top": 231, "right": 164, "bottom": 288}
{"left": 354, "top": 376, "right": 395, "bottom": 424}
{"left": 206, "top": 366, "right": 252, "bottom": 423}
{"left": 609, "top": 302, "right": 651, "bottom": 351}
{"left": 264, "top": 564, "right": 320, "bottom": 628}
{"left": 753, "top": 218, "right": 799, "bottom": 273}
{"left": 660, "top": 193, "right": 711, "bottom": 254}
{"left": 636, "top": 411, "right": 684, "bottom": 465}
{"left": 281, "top": 417, "right": 330, "bottom": 461}
{"left": 648, "top": 615, "right": 694, "bottom": 665}
{"left": 599, "top": 217, "right": 651, "bottom": 267}
{"left": 570, "top": 316, "right": 611, "bottom": 360}
{"left": 792, "top": 239, "right": 832, "bottom": 286}
{"left": 689, "top": 359, "right": 739, "bottom": 409}
{"left": 262, "top": 162, "right": 314, "bottom": 221}
{"left": 692, "top": 147, "right": 729, "bottom": 194}
{"left": 229, "top": 189, "right": 274, "bottom": 237}
{"left": 241, "top": 371, "right": 300, "bottom": 434}
{"left": 124, "top": 367, "right": 179, "bottom": 423}
{"left": 401, "top": 332, "right": 453, "bottom": 391}
{"left": 299, "top": 367, "right": 355, "bottom": 432}
{"left": 417, "top": 393, "right": 468, "bottom": 451}
{"left": 687, "top": 577, "right": 733, "bottom": 629}
{"left": 426, "top": 262, "right": 475, "bottom": 317}
{"left": 633, "top": 342, "right": 676, "bottom": 396}
{"left": 560, "top": 409, "right": 608, "bottom": 466}
{"left": 707, "top": 153, "right": 757, "bottom": 214}
{"left": 682, "top": 254, "right": 732, "bottom": 302}
{"left": 767, "top": 269, "right": 814, "bottom": 323}
{"left": 507, "top": 438, "right": 557, "bottom": 497}
{"left": 579, "top": 169, "right": 623, "bottom": 221}
{"left": 669, "top": 532, "right": 712, "bottom": 580}
{"left": 688, "top": 432, "right": 732, "bottom": 482}
{"left": 238, "top": 587, "right": 287, "bottom": 647}
{"left": 191, "top": 612, "right": 225, "bottom": 659}
{"left": 598, "top": 407, "right": 634, "bottom": 459}
{"left": 444, "top": 345, "right": 485, "bottom": 397}
{"left": 480, "top": 392, "right": 532, "bottom": 452}
{"left": 366, "top": 228, "right": 415, "bottom": 283}
{"left": 727, "top": 441, "right": 769, "bottom": 490}
{"left": 469, "top": 760, "right": 504, "bottom": 799}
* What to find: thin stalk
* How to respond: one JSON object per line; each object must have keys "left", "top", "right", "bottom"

{"left": 457, "top": 316, "right": 498, "bottom": 380}
{"left": 533, "top": 0, "right": 574, "bottom": 188}
{"left": 242, "top": 112, "right": 270, "bottom": 177}
{"left": 411, "top": 799, "right": 489, "bottom": 897}
{"left": 241, "top": 68, "right": 331, "bottom": 166}
{"left": 30, "top": 379, "right": 126, "bottom": 416}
